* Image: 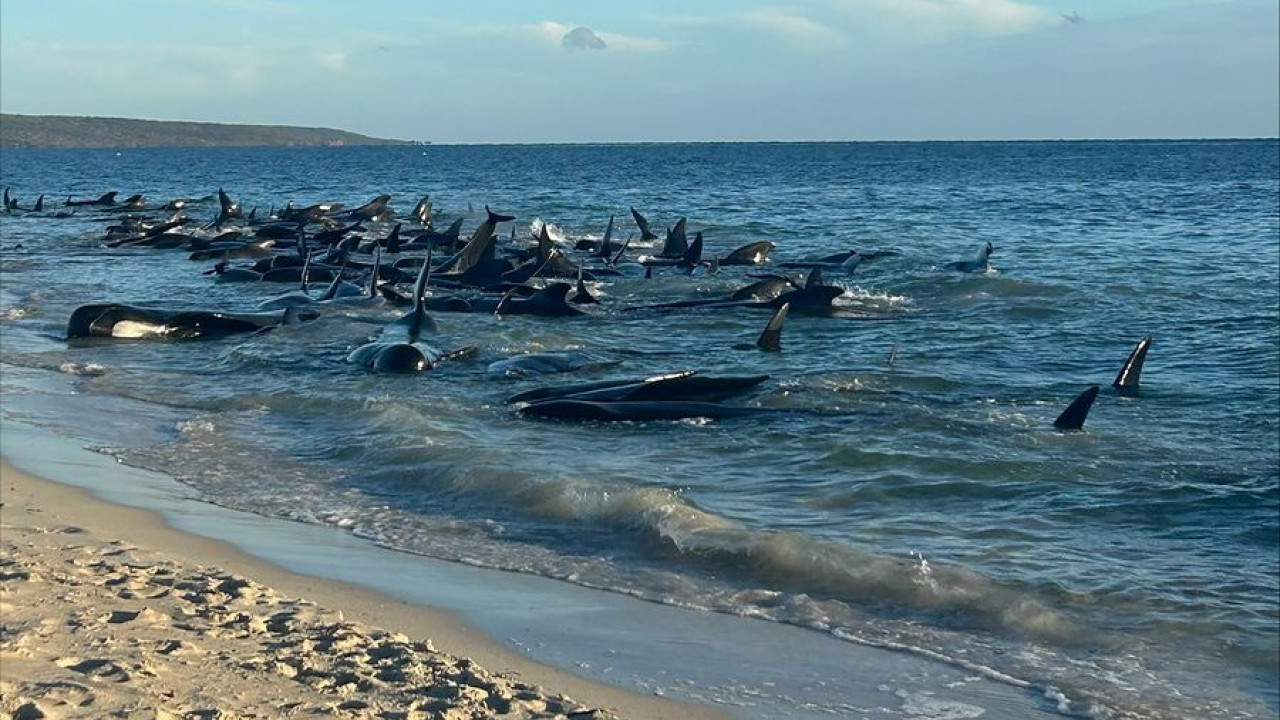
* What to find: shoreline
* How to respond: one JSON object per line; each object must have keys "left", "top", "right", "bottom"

{"left": 0, "top": 458, "right": 727, "bottom": 720}
{"left": 0, "top": 408, "right": 1070, "bottom": 720}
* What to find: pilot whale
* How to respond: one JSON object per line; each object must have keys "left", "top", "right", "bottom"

{"left": 346, "top": 249, "right": 473, "bottom": 373}
{"left": 946, "top": 242, "right": 995, "bottom": 273}
{"left": 519, "top": 399, "right": 773, "bottom": 422}
{"left": 67, "top": 304, "right": 316, "bottom": 340}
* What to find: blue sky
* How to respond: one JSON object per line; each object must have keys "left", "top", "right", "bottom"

{"left": 1, "top": 0, "right": 1276, "bottom": 143}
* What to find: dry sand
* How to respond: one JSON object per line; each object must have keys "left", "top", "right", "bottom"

{"left": 0, "top": 462, "right": 731, "bottom": 720}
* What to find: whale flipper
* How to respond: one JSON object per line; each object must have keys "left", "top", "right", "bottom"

{"left": 1053, "top": 386, "right": 1101, "bottom": 430}
{"left": 1112, "top": 335, "right": 1152, "bottom": 397}
{"left": 756, "top": 303, "right": 790, "bottom": 352}
{"left": 610, "top": 235, "right": 632, "bottom": 266}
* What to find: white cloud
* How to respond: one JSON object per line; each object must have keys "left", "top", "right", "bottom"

{"left": 830, "top": 0, "right": 1057, "bottom": 39}
{"left": 595, "top": 30, "right": 671, "bottom": 53}
{"left": 650, "top": 9, "right": 840, "bottom": 48}
{"left": 315, "top": 51, "right": 347, "bottom": 70}
{"left": 736, "top": 9, "right": 842, "bottom": 44}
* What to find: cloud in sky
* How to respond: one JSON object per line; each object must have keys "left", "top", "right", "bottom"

{"left": 656, "top": 9, "right": 840, "bottom": 47}
{"left": 1, "top": 1, "right": 1274, "bottom": 142}
{"left": 314, "top": 51, "right": 347, "bottom": 70}
{"left": 828, "top": 0, "right": 1059, "bottom": 39}
{"left": 735, "top": 9, "right": 842, "bottom": 45}
{"left": 562, "top": 27, "right": 606, "bottom": 51}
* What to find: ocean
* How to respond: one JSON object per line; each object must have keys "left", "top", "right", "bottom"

{"left": 1, "top": 140, "right": 1276, "bottom": 719}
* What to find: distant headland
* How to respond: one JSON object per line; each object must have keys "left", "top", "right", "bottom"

{"left": 0, "top": 114, "right": 414, "bottom": 149}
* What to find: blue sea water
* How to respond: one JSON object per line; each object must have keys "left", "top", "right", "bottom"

{"left": 0, "top": 140, "right": 1277, "bottom": 719}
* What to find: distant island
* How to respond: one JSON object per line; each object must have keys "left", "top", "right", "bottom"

{"left": 0, "top": 114, "right": 413, "bottom": 149}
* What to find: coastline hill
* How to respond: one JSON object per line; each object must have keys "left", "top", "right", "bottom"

{"left": 0, "top": 114, "right": 410, "bottom": 149}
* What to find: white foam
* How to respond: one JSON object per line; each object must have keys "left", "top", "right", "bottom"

{"left": 58, "top": 362, "right": 108, "bottom": 377}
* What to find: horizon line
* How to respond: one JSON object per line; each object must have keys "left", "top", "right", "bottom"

{"left": 1, "top": 112, "right": 1276, "bottom": 147}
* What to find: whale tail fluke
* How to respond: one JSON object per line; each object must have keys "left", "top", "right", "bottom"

{"left": 486, "top": 205, "right": 516, "bottom": 225}
{"left": 630, "top": 207, "right": 657, "bottom": 241}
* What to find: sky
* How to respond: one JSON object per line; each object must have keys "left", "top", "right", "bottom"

{"left": 1, "top": 0, "right": 1276, "bottom": 143}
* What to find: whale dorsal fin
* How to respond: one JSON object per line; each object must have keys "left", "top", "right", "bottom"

{"left": 368, "top": 245, "right": 382, "bottom": 298}
{"left": 319, "top": 259, "right": 349, "bottom": 301}
{"left": 385, "top": 223, "right": 402, "bottom": 254}
{"left": 1112, "top": 335, "right": 1152, "bottom": 397}
{"left": 595, "top": 215, "right": 616, "bottom": 257}
{"left": 537, "top": 223, "right": 554, "bottom": 261}
{"left": 756, "top": 302, "right": 790, "bottom": 352}
{"left": 660, "top": 217, "right": 688, "bottom": 258}
{"left": 1054, "top": 385, "right": 1100, "bottom": 430}
{"left": 682, "top": 231, "right": 703, "bottom": 267}
{"left": 572, "top": 264, "right": 598, "bottom": 305}
{"left": 406, "top": 246, "right": 434, "bottom": 341}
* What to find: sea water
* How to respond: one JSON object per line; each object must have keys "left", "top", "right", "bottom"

{"left": 1, "top": 140, "right": 1276, "bottom": 719}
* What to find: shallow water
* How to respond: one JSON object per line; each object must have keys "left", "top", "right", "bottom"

{"left": 1, "top": 140, "right": 1277, "bottom": 719}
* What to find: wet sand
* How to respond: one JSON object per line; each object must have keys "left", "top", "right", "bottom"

{"left": 0, "top": 461, "right": 729, "bottom": 720}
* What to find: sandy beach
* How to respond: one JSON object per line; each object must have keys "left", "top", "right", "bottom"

{"left": 0, "top": 461, "right": 729, "bottom": 720}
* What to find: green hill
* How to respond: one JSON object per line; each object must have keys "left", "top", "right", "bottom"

{"left": 0, "top": 114, "right": 411, "bottom": 149}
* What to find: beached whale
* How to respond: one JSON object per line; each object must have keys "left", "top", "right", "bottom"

{"left": 487, "top": 351, "right": 620, "bottom": 378}
{"left": 627, "top": 268, "right": 844, "bottom": 317}
{"left": 67, "top": 304, "right": 316, "bottom": 340}
{"left": 719, "top": 241, "right": 775, "bottom": 266}
{"left": 346, "top": 251, "right": 473, "bottom": 373}
{"left": 519, "top": 399, "right": 773, "bottom": 422}
{"left": 507, "top": 371, "right": 769, "bottom": 404}
{"left": 65, "top": 191, "right": 118, "bottom": 207}
{"left": 494, "top": 283, "right": 584, "bottom": 318}
{"left": 431, "top": 207, "right": 516, "bottom": 287}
